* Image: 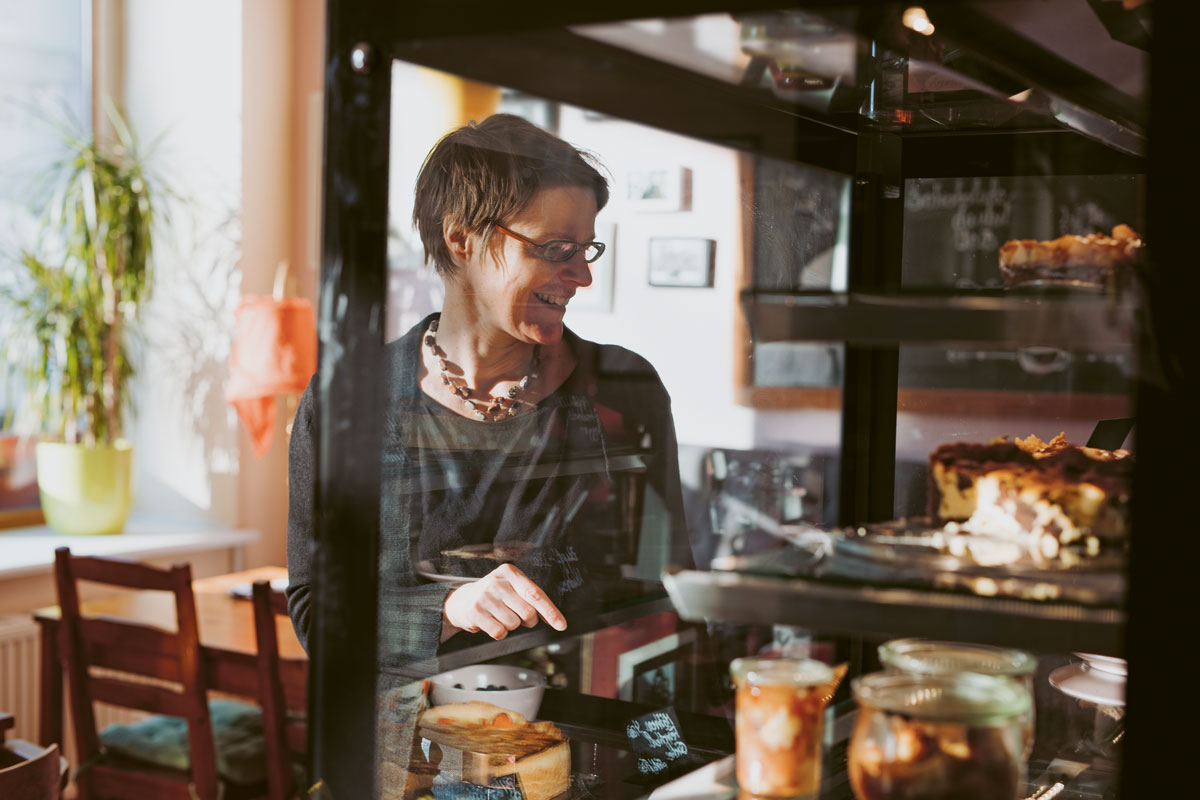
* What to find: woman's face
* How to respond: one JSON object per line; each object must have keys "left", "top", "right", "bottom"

{"left": 457, "top": 184, "right": 597, "bottom": 346}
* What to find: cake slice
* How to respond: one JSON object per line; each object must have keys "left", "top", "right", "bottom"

{"left": 417, "top": 701, "right": 570, "bottom": 800}
{"left": 998, "top": 224, "right": 1143, "bottom": 289}
{"left": 928, "top": 433, "right": 1131, "bottom": 565}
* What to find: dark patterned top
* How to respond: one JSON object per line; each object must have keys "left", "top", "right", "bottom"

{"left": 286, "top": 314, "right": 690, "bottom": 671}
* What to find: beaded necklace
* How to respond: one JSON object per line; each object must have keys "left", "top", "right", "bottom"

{"left": 424, "top": 319, "right": 540, "bottom": 421}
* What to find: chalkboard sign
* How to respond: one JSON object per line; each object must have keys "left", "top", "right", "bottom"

{"left": 900, "top": 174, "right": 1144, "bottom": 288}
{"left": 625, "top": 707, "right": 690, "bottom": 777}
{"left": 488, "top": 774, "right": 525, "bottom": 800}
{"left": 742, "top": 154, "right": 850, "bottom": 394}
{"left": 749, "top": 155, "right": 848, "bottom": 292}
{"left": 895, "top": 173, "right": 1142, "bottom": 395}
{"left": 430, "top": 775, "right": 524, "bottom": 800}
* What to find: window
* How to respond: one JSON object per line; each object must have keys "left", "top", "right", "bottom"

{"left": 0, "top": 0, "right": 91, "bottom": 526}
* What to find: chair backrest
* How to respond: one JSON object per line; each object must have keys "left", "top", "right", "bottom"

{"left": 251, "top": 580, "right": 307, "bottom": 800}
{"left": 0, "top": 739, "right": 66, "bottom": 800}
{"left": 52, "top": 547, "right": 221, "bottom": 800}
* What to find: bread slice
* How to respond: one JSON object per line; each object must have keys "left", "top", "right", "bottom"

{"left": 418, "top": 702, "right": 570, "bottom": 800}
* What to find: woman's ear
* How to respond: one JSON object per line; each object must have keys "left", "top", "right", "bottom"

{"left": 443, "top": 221, "right": 474, "bottom": 268}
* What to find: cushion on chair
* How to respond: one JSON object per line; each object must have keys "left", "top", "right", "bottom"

{"left": 99, "top": 699, "right": 268, "bottom": 785}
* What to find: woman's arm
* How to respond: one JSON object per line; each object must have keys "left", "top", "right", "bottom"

{"left": 285, "top": 380, "right": 317, "bottom": 653}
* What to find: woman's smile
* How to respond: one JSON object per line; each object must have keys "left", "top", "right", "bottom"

{"left": 533, "top": 292, "right": 571, "bottom": 308}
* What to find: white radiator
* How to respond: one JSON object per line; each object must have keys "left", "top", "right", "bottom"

{"left": 0, "top": 613, "right": 40, "bottom": 742}
{"left": 0, "top": 612, "right": 150, "bottom": 792}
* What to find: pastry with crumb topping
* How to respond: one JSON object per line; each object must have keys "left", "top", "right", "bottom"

{"left": 928, "top": 433, "right": 1131, "bottom": 566}
{"left": 998, "top": 225, "right": 1143, "bottom": 289}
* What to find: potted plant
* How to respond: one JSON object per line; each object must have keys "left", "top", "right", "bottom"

{"left": 0, "top": 107, "right": 158, "bottom": 534}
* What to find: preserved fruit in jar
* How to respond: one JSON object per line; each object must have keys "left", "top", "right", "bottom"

{"left": 848, "top": 672, "right": 1029, "bottom": 800}
{"left": 731, "top": 657, "right": 833, "bottom": 798}
{"left": 877, "top": 639, "right": 1036, "bottom": 759}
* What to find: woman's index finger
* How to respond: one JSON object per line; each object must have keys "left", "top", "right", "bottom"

{"left": 504, "top": 567, "right": 567, "bottom": 631}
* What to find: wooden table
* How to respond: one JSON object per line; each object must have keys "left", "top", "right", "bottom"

{"left": 34, "top": 566, "right": 307, "bottom": 749}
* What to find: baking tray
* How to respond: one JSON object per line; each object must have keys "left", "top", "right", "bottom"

{"left": 711, "top": 520, "right": 1126, "bottom": 607}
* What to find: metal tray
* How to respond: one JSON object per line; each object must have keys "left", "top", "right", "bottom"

{"left": 671, "top": 521, "right": 1126, "bottom": 655}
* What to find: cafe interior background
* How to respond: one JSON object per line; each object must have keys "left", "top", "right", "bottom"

{"left": 0, "top": 0, "right": 1161, "bottom": 792}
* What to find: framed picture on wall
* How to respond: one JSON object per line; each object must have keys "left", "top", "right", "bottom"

{"left": 626, "top": 166, "right": 692, "bottom": 212}
{"left": 648, "top": 237, "right": 715, "bottom": 288}
{"left": 497, "top": 89, "right": 560, "bottom": 135}
{"left": 617, "top": 628, "right": 698, "bottom": 707}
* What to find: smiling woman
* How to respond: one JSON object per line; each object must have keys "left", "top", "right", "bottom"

{"left": 285, "top": 114, "right": 692, "bottom": 669}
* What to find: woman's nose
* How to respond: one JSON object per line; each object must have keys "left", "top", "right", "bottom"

{"left": 561, "top": 253, "right": 593, "bottom": 288}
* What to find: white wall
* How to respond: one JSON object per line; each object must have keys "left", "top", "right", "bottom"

{"left": 123, "top": 1, "right": 244, "bottom": 525}
{"left": 558, "top": 106, "right": 846, "bottom": 451}
{"left": 555, "top": 107, "right": 754, "bottom": 448}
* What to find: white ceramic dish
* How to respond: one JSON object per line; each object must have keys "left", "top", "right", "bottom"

{"left": 414, "top": 560, "right": 473, "bottom": 587}
{"left": 429, "top": 664, "right": 547, "bottom": 720}
{"left": 1074, "top": 652, "right": 1127, "bottom": 677}
{"left": 1049, "top": 659, "right": 1126, "bottom": 707}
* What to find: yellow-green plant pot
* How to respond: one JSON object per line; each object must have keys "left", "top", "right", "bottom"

{"left": 36, "top": 441, "right": 133, "bottom": 535}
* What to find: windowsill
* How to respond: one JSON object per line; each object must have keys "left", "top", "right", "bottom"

{"left": 0, "top": 514, "right": 260, "bottom": 581}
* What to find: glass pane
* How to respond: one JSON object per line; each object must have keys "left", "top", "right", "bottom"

{"left": 367, "top": 56, "right": 847, "bottom": 790}
{"left": 311, "top": 3, "right": 1152, "bottom": 795}
{"left": 0, "top": 0, "right": 89, "bottom": 524}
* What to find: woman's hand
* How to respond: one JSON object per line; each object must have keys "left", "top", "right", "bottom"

{"left": 442, "top": 563, "right": 567, "bottom": 641}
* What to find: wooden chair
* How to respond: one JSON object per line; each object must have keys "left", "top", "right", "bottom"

{"left": 52, "top": 547, "right": 259, "bottom": 800}
{"left": 3, "top": 712, "right": 70, "bottom": 800}
{"left": 0, "top": 739, "right": 67, "bottom": 800}
{"left": 250, "top": 580, "right": 307, "bottom": 800}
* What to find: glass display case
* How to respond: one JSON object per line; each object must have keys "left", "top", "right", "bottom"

{"left": 306, "top": 2, "right": 1189, "bottom": 798}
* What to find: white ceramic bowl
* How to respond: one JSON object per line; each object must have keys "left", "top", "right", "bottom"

{"left": 429, "top": 664, "right": 547, "bottom": 720}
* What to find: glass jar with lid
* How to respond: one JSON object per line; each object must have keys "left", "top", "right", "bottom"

{"left": 848, "top": 671, "right": 1030, "bottom": 800}
{"left": 878, "top": 638, "right": 1037, "bottom": 757}
{"left": 730, "top": 656, "right": 833, "bottom": 799}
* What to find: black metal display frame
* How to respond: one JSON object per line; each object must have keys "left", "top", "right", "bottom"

{"left": 313, "top": 2, "right": 1188, "bottom": 797}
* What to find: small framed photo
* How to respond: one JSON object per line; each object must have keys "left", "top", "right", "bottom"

{"left": 497, "top": 89, "right": 560, "bottom": 135}
{"left": 648, "top": 237, "right": 715, "bottom": 288}
{"left": 626, "top": 166, "right": 692, "bottom": 212}
{"left": 617, "top": 629, "right": 698, "bottom": 707}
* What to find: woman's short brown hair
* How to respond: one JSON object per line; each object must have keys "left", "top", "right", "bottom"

{"left": 413, "top": 113, "right": 609, "bottom": 277}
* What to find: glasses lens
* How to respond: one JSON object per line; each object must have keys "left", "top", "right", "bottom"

{"left": 541, "top": 241, "right": 578, "bottom": 262}
{"left": 584, "top": 242, "right": 605, "bottom": 263}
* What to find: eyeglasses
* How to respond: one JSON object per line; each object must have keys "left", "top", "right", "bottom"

{"left": 493, "top": 224, "right": 606, "bottom": 264}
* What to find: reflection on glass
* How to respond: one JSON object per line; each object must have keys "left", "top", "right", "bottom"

{"left": 341, "top": 56, "right": 861, "bottom": 794}
{"left": 350, "top": 61, "right": 723, "bottom": 796}
{"left": 901, "top": 174, "right": 1145, "bottom": 289}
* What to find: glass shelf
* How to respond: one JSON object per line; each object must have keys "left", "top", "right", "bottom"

{"left": 663, "top": 567, "right": 1124, "bottom": 656}
{"left": 572, "top": 5, "right": 1146, "bottom": 153}
{"left": 743, "top": 290, "right": 1136, "bottom": 350}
